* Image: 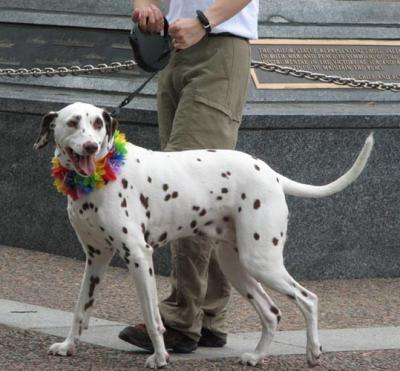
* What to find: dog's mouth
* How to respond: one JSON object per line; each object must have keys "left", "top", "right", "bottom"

{"left": 66, "top": 147, "right": 96, "bottom": 176}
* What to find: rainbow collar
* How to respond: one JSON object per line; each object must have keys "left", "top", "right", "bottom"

{"left": 51, "top": 131, "right": 128, "bottom": 200}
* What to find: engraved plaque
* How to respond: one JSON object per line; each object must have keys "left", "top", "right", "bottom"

{"left": 250, "top": 39, "right": 400, "bottom": 89}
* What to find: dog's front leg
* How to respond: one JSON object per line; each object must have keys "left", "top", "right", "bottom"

{"left": 48, "top": 243, "right": 114, "bottom": 357}
{"left": 124, "top": 239, "right": 168, "bottom": 369}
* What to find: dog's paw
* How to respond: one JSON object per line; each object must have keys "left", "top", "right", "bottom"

{"left": 306, "top": 344, "right": 322, "bottom": 367}
{"left": 240, "top": 352, "right": 263, "bottom": 366}
{"left": 48, "top": 341, "right": 76, "bottom": 357}
{"left": 145, "top": 352, "right": 169, "bottom": 369}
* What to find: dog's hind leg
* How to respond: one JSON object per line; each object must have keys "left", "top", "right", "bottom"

{"left": 122, "top": 237, "right": 168, "bottom": 369}
{"left": 238, "top": 230, "right": 322, "bottom": 366}
{"left": 216, "top": 243, "right": 281, "bottom": 366}
{"left": 48, "top": 241, "right": 114, "bottom": 357}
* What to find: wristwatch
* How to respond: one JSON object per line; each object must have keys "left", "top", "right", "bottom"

{"left": 196, "top": 10, "right": 212, "bottom": 33}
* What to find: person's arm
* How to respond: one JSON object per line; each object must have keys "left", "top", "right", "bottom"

{"left": 132, "top": 0, "right": 164, "bottom": 33}
{"left": 204, "top": 0, "right": 251, "bottom": 29}
{"left": 170, "top": 0, "right": 251, "bottom": 50}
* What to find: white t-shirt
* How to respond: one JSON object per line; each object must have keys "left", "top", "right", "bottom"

{"left": 165, "top": 0, "right": 259, "bottom": 40}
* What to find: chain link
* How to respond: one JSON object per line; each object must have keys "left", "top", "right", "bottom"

{"left": 0, "top": 60, "right": 137, "bottom": 78}
{"left": 1, "top": 59, "right": 400, "bottom": 92}
{"left": 250, "top": 61, "right": 400, "bottom": 92}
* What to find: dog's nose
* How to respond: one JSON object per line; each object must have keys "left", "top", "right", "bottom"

{"left": 83, "top": 141, "right": 99, "bottom": 155}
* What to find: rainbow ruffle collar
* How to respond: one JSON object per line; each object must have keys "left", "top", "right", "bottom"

{"left": 51, "top": 130, "right": 127, "bottom": 200}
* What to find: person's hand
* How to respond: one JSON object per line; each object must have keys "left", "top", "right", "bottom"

{"left": 169, "top": 18, "right": 206, "bottom": 50}
{"left": 131, "top": 4, "right": 164, "bottom": 33}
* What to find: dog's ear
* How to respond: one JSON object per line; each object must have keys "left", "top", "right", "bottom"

{"left": 102, "top": 109, "right": 119, "bottom": 141}
{"left": 33, "top": 112, "right": 58, "bottom": 150}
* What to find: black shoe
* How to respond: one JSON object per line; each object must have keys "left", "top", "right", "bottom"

{"left": 198, "top": 328, "right": 227, "bottom": 347}
{"left": 118, "top": 324, "right": 198, "bottom": 353}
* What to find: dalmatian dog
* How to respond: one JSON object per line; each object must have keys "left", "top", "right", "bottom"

{"left": 34, "top": 102, "right": 373, "bottom": 368}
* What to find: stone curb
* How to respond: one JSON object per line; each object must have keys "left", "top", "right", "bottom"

{"left": 1, "top": 299, "right": 400, "bottom": 361}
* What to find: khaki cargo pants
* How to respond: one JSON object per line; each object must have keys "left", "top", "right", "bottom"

{"left": 157, "top": 35, "right": 251, "bottom": 341}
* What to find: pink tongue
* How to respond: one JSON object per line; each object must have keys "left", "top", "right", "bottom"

{"left": 78, "top": 155, "right": 96, "bottom": 176}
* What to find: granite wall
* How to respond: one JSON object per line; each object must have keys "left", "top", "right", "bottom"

{"left": 0, "top": 0, "right": 399, "bottom": 279}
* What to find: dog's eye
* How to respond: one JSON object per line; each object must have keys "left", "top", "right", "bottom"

{"left": 67, "top": 120, "right": 78, "bottom": 128}
{"left": 93, "top": 117, "right": 103, "bottom": 130}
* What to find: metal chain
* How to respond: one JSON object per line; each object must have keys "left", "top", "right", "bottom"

{"left": 1, "top": 59, "right": 400, "bottom": 92}
{"left": 0, "top": 60, "right": 137, "bottom": 77}
{"left": 250, "top": 61, "right": 400, "bottom": 92}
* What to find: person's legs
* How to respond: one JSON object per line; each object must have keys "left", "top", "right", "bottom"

{"left": 158, "top": 36, "right": 251, "bottom": 342}
{"left": 119, "top": 36, "right": 251, "bottom": 351}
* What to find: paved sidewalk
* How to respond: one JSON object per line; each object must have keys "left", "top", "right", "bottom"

{"left": 1, "top": 245, "right": 400, "bottom": 370}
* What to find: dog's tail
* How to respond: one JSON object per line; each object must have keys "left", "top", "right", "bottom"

{"left": 280, "top": 133, "right": 374, "bottom": 198}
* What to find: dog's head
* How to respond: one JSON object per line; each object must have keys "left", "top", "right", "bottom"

{"left": 34, "top": 102, "right": 118, "bottom": 177}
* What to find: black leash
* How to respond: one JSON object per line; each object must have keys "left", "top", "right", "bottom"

{"left": 110, "top": 71, "right": 157, "bottom": 118}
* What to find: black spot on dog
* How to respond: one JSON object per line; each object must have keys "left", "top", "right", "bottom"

{"left": 82, "top": 202, "right": 89, "bottom": 211}
{"left": 159, "top": 232, "right": 168, "bottom": 242}
{"left": 270, "top": 306, "right": 279, "bottom": 315}
{"left": 109, "top": 236, "right": 114, "bottom": 242}
{"left": 141, "top": 223, "right": 146, "bottom": 234}
{"left": 105, "top": 238, "right": 112, "bottom": 246}
{"left": 254, "top": 233, "right": 260, "bottom": 240}
{"left": 197, "top": 158, "right": 202, "bottom": 162}
{"left": 147, "top": 177, "right": 152, "bottom": 183}
{"left": 99, "top": 226, "right": 105, "bottom": 232}
{"left": 84, "top": 299, "right": 94, "bottom": 311}
{"left": 146, "top": 211, "right": 151, "bottom": 219}
{"left": 207, "top": 149, "right": 216, "bottom": 152}
{"left": 221, "top": 173, "right": 227, "bottom": 178}
{"left": 88, "top": 259, "right": 92, "bottom": 265}
{"left": 140, "top": 194, "right": 149, "bottom": 209}
{"left": 221, "top": 188, "right": 228, "bottom": 194}
{"left": 216, "top": 227, "right": 222, "bottom": 235}
{"left": 89, "top": 276, "right": 100, "bottom": 298}
{"left": 172, "top": 191, "right": 178, "bottom": 198}
{"left": 241, "top": 193, "right": 246, "bottom": 200}
{"left": 178, "top": 226, "right": 183, "bottom": 230}
{"left": 136, "top": 159, "right": 140, "bottom": 163}
{"left": 205, "top": 221, "right": 213, "bottom": 226}
{"left": 281, "top": 232, "right": 284, "bottom": 237}
{"left": 192, "top": 206, "right": 200, "bottom": 211}
{"left": 122, "top": 179, "right": 128, "bottom": 189}
{"left": 247, "top": 293, "right": 254, "bottom": 300}
{"left": 199, "top": 209, "right": 207, "bottom": 216}
{"left": 254, "top": 164, "right": 260, "bottom": 171}
{"left": 144, "top": 231, "right": 150, "bottom": 242}
{"left": 301, "top": 290, "right": 308, "bottom": 297}
{"left": 164, "top": 194, "right": 171, "bottom": 201}
{"left": 272, "top": 238, "right": 279, "bottom": 246}
{"left": 125, "top": 210, "right": 129, "bottom": 217}
{"left": 254, "top": 199, "right": 261, "bottom": 209}
{"left": 216, "top": 196, "right": 223, "bottom": 201}
{"left": 277, "top": 315, "right": 281, "bottom": 323}
{"left": 223, "top": 216, "right": 230, "bottom": 222}
{"left": 163, "top": 184, "right": 169, "bottom": 191}
{"left": 238, "top": 207, "right": 242, "bottom": 212}
{"left": 149, "top": 268, "right": 153, "bottom": 276}
{"left": 121, "top": 198, "right": 127, "bottom": 208}
{"left": 122, "top": 227, "right": 128, "bottom": 234}
{"left": 276, "top": 177, "right": 280, "bottom": 183}
{"left": 287, "top": 294, "right": 296, "bottom": 300}
{"left": 190, "top": 220, "right": 197, "bottom": 229}
{"left": 134, "top": 262, "right": 139, "bottom": 268}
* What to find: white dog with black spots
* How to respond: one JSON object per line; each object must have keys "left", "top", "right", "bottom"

{"left": 34, "top": 102, "right": 374, "bottom": 368}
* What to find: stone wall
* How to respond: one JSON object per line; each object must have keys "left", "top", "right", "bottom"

{"left": 0, "top": 0, "right": 399, "bottom": 279}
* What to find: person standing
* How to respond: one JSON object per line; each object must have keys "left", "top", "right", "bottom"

{"left": 119, "top": 0, "right": 259, "bottom": 353}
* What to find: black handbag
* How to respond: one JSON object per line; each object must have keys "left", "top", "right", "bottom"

{"left": 129, "top": 18, "right": 172, "bottom": 73}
